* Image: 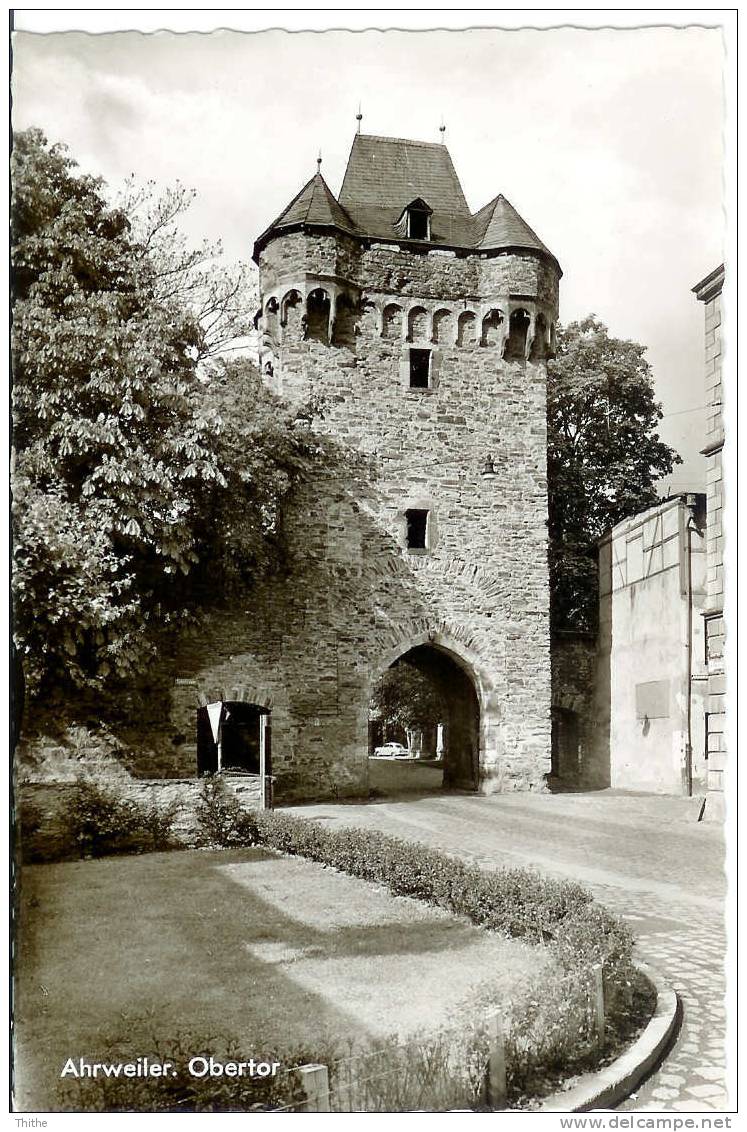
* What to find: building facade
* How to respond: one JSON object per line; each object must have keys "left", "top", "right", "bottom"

{"left": 594, "top": 495, "right": 708, "bottom": 795}
{"left": 693, "top": 265, "right": 726, "bottom": 820}
{"left": 159, "top": 134, "right": 561, "bottom": 801}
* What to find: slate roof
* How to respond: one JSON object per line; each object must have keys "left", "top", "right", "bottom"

{"left": 253, "top": 134, "right": 558, "bottom": 268}
{"left": 253, "top": 172, "right": 357, "bottom": 253}
{"left": 472, "top": 194, "right": 554, "bottom": 257}
{"left": 340, "top": 135, "right": 469, "bottom": 209}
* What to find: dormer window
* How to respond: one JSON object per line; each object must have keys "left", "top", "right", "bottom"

{"left": 395, "top": 197, "right": 433, "bottom": 242}
{"left": 407, "top": 207, "right": 430, "bottom": 240}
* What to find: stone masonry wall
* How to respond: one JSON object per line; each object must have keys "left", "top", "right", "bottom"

{"left": 550, "top": 634, "right": 599, "bottom": 787}
{"left": 152, "top": 228, "right": 559, "bottom": 801}
{"left": 18, "top": 778, "right": 262, "bottom": 863}
{"left": 160, "top": 225, "right": 554, "bottom": 801}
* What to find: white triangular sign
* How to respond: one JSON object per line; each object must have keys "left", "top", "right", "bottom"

{"left": 206, "top": 702, "right": 223, "bottom": 744}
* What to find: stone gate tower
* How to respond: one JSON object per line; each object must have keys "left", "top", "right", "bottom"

{"left": 171, "top": 132, "right": 561, "bottom": 801}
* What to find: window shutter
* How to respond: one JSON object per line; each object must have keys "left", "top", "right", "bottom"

{"left": 196, "top": 706, "right": 219, "bottom": 774}
{"left": 399, "top": 348, "right": 411, "bottom": 387}
{"left": 430, "top": 348, "right": 441, "bottom": 389}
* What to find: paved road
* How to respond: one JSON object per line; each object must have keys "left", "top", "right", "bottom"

{"left": 289, "top": 790, "right": 731, "bottom": 1112}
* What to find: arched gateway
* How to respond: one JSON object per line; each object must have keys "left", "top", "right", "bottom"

{"left": 370, "top": 643, "right": 481, "bottom": 791}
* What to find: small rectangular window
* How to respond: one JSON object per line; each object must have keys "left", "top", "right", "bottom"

{"left": 409, "top": 348, "right": 431, "bottom": 388}
{"left": 406, "top": 508, "right": 429, "bottom": 550}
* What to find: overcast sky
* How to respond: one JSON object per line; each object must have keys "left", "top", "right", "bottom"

{"left": 11, "top": 21, "right": 725, "bottom": 491}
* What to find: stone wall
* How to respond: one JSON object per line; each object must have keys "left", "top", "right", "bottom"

{"left": 16, "top": 718, "right": 196, "bottom": 783}
{"left": 91, "top": 226, "right": 559, "bottom": 803}
{"left": 550, "top": 634, "right": 600, "bottom": 788}
{"left": 18, "top": 775, "right": 263, "bottom": 861}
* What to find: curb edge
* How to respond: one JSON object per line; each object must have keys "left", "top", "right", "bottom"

{"left": 538, "top": 962, "right": 680, "bottom": 1113}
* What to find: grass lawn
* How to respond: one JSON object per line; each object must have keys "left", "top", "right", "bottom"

{"left": 14, "top": 847, "right": 548, "bottom": 1111}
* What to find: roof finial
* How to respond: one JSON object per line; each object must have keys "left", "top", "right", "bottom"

{"left": 439, "top": 117, "right": 446, "bottom": 143}
{"left": 356, "top": 102, "right": 363, "bottom": 134}
{"left": 316, "top": 149, "right": 322, "bottom": 173}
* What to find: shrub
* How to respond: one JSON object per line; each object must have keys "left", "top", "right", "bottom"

{"left": 61, "top": 780, "right": 182, "bottom": 858}
{"left": 194, "top": 776, "right": 259, "bottom": 848}
{"left": 64, "top": 780, "right": 142, "bottom": 857}
{"left": 16, "top": 798, "right": 55, "bottom": 863}
{"left": 135, "top": 798, "right": 183, "bottom": 853}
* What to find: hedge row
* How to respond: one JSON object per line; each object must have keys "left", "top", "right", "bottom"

{"left": 252, "top": 809, "right": 633, "bottom": 977}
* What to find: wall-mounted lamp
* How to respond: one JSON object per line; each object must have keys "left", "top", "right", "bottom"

{"left": 480, "top": 454, "right": 498, "bottom": 479}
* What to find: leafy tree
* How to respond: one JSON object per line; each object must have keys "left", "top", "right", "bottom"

{"left": 547, "top": 316, "right": 681, "bottom": 632}
{"left": 119, "top": 177, "right": 255, "bottom": 361}
{"left": 370, "top": 663, "right": 446, "bottom": 740}
{"left": 11, "top": 128, "right": 338, "bottom": 702}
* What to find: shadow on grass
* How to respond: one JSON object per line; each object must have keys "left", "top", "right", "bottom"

{"left": 14, "top": 846, "right": 513, "bottom": 1111}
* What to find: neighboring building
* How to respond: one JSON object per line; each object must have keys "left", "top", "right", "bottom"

{"left": 693, "top": 264, "right": 726, "bottom": 820}
{"left": 550, "top": 268, "right": 726, "bottom": 804}
{"left": 592, "top": 495, "right": 708, "bottom": 795}
{"left": 159, "top": 132, "right": 561, "bottom": 800}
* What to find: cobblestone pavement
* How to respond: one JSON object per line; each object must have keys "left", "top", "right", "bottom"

{"left": 289, "top": 790, "right": 732, "bottom": 1113}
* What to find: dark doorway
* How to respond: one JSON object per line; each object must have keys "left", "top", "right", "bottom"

{"left": 197, "top": 702, "right": 271, "bottom": 776}
{"left": 369, "top": 645, "right": 480, "bottom": 792}
{"left": 550, "top": 706, "right": 579, "bottom": 784}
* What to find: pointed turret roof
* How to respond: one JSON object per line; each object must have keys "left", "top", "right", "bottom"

{"left": 472, "top": 193, "right": 556, "bottom": 260}
{"left": 253, "top": 172, "right": 357, "bottom": 259}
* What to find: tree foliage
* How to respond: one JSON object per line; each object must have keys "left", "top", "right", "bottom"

{"left": 11, "top": 128, "right": 339, "bottom": 701}
{"left": 370, "top": 663, "right": 446, "bottom": 735}
{"left": 547, "top": 316, "right": 681, "bottom": 632}
{"left": 119, "top": 177, "right": 255, "bottom": 360}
